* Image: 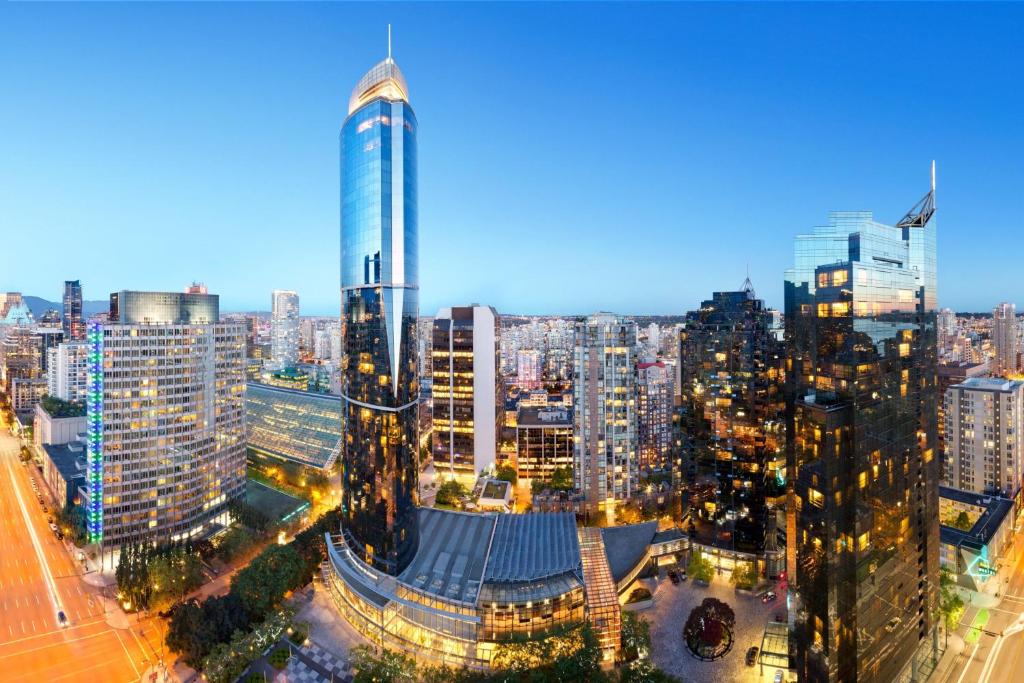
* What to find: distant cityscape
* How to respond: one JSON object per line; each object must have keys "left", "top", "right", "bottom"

{"left": 2, "top": 23, "right": 1022, "bottom": 683}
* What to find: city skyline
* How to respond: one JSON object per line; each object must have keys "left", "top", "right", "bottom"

{"left": 4, "top": 3, "right": 1024, "bottom": 315}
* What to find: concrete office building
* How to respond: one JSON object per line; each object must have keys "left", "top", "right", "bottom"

{"left": 573, "top": 313, "right": 638, "bottom": 516}
{"left": 47, "top": 341, "right": 91, "bottom": 404}
{"left": 84, "top": 290, "right": 247, "bottom": 557}
{"left": 270, "top": 290, "right": 300, "bottom": 371}
{"left": 516, "top": 349, "right": 542, "bottom": 390}
{"left": 944, "top": 377, "right": 1024, "bottom": 500}
{"left": 431, "top": 305, "right": 501, "bottom": 481}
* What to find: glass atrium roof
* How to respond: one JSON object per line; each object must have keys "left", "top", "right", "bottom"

{"left": 246, "top": 382, "right": 341, "bottom": 470}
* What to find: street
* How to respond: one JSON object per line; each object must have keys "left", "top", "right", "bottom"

{"left": 0, "top": 419, "right": 162, "bottom": 682}
{"left": 939, "top": 522, "right": 1024, "bottom": 683}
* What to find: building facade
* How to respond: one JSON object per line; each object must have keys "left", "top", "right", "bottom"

{"left": 943, "top": 377, "right": 1023, "bottom": 499}
{"left": 63, "top": 280, "right": 85, "bottom": 341}
{"left": 339, "top": 51, "right": 420, "bottom": 576}
{"left": 516, "top": 349, "right": 542, "bottom": 390}
{"left": 784, "top": 176, "right": 939, "bottom": 682}
{"left": 937, "top": 361, "right": 989, "bottom": 484}
{"left": 270, "top": 290, "right": 300, "bottom": 371}
{"left": 84, "top": 290, "right": 247, "bottom": 555}
{"left": 47, "top": 340, "right": 90, "bottom": 403}
{"left": 636, "top": 360, "right": 673, "bottom": 473}
{"left": 515, "top": 405, "right": 574, "bottom": 482}
{"left": 679, "top": 283, "right": 785, "bottom": 556}
{"left": 992, "top": 302, "right": 1018, "bottom": 377}
{"left": 573, "top": 314, "right": 638, "bottom": 515}
{"left": 431, "top": 305, "right": 501, "bottom": 481}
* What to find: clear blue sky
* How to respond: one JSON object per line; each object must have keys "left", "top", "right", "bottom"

{"left": 3, "top": 2, "right": 1022, "bottom": 315}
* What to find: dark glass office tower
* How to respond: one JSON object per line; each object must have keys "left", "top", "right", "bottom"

{"left": 63, "top": 280, "right": 84, "bottom": 341}
{"left": 679, "top": 282, "right": 785, "bottom": 556}
{"left": 339, "top": 53, "right": 420, "bottom": 575}
{"left": 785, "top": 170, "right": 939, "bottom": 683}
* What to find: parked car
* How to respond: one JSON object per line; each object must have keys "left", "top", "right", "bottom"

{"left": 773, "top": 670, "right": 785, "bottom": 683}
{"left": 668, "top": 571, "right": 680, "bottom": 585}
{"left": 56, "top": 532, "right": 64, "bottom": 541}
{"left": 762, "top": 591, "right": 778, "bottom": 604}
{"left": 677, "top": 572, "right": 688, "bottom": 581}
{"left": 745, "top": 646, "right": 759, "bottom": 666}
{"left": 49, "top": 523, "right": 58, "bottom": 532}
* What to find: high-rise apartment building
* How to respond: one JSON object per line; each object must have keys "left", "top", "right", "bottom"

{"left": 84, "top": 290, "right": 246, "bottom": 555}
{"left": 937, "top": 361, "right": 989, "bottom": 483}
{"left": 515, "top": 405, "right": 573, "bottom": 482}
{"left": 270, "top": 290, "right": 300, "bottom": 371}
{"left": 47, "top": 340, "right": 90, "bottom": 403}
{"left": 516, "top": 348, "right": 542, "bottom": 390}
{"left": 636, "top": 360, "right": 672, "bottom": 472}
{"left": 573, "top": 313, "right": 637, "bottom": 515}
{"left": 339, "top": 50, "right": 420, "bottom": 575}
{"left": 431, "top": 305, "right": 501, "bottom": 481}
{"left": 992, "top": 302, "right": 1018, "bottom": 377}
{"left": 784, "top": 172, "right": 939, "bottom": 683}
{"left": 937, "top": 308, "right": 956, "bottom": 359}
{"left": 679, "top": 283, "right": 784, "bottom": 555}
{"left": 944, "top": 377, "right": 1024, "bottom": 497}
{"left": 63, "top": 280, "right": 84, "bottom": 341}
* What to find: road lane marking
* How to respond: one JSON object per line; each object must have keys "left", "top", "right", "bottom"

{"left": 2, "top": 452, "right": 64, "bottom": 628}
{"left": 956, "top": 638, "right": 983, "bottom": 683}
{"left": 113, "top": 628, "right": 142, "bottom": 678}
{"left": 0, "top": 628, "right": 112, "bottom": 660}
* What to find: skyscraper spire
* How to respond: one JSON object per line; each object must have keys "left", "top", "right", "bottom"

{"left": 388, "top": 23, "right": 392, "bottom": 61}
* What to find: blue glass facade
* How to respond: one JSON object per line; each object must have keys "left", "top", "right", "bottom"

{"left": 340, "top": 57, "right": 420, "bottom": 575}
{"left": 785, "top": 189, "right": 939, "bottom": 682}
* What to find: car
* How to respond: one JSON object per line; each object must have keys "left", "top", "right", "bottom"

{"left": 47, "top": 516, "right": 54, "bottom": 523}
{"left": 885, "top": 617, "right": 902, "bottom": 633}
{"left": 773, "top": 670, "right": 785, "bottom": 683}
{"left": 42, "top": 506, "right": 48, "bottom": 514}
{"left": 56, "top": 532, "right": 64, "bottom": 541}
{"left": 762, "top": 591, "right": 778, "bottom": 604}
{"left": 57, "top": 611, "right": 68, "bottom": 627}
{"left": 678, "top": 572, "right": 687, "bottom": 581}
{"left": 49, "top": 523, "right": 58, "bottom": 532}
{"left": 745, "top": 646, "right": 759, "bottom": 666}
{"left": 668, "top": 571, "right": 680, "bottom": 584}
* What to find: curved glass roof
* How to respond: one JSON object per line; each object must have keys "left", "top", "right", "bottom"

{"left": 348, "top": 57, "right": 410, "bottom": 115}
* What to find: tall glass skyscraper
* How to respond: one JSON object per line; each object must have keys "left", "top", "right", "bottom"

{"left": 63, "top": 279, "right": 84, "bottom": 341}
{"left": 784, "top": 168, "right": 939, "bottom": 683}
{"left": 339, "top": 51, "right": 420, "bottom": 575}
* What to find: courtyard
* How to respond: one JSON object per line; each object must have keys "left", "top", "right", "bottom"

{"left": 643, "top": 570, "right": 792, "bottom": 683}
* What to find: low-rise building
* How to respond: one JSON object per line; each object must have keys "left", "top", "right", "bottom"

{"left": 939, "top": 486, "right": 1015, "bottom": 591}
{"left": 515, "top": 406, "right": 573, "bottom": 483}
{"left": 34, "top": 402, "right": 87, "bottom": 448}
{"left": 41, "top": 442, "right": 87, "bottom": 508}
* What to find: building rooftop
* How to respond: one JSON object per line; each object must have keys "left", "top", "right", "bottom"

{"left": 348, "top": 57, "right": 409, "bottom": 115}
{"left": 41, "top": 443, "right": 87, "bottom": 482}
{"left": 399, "top": 508, "right": 495, "bottom": 604}
{"left": 954, "top": 377, "right": 1024, "bottom": 393}
{"left": 483, "top": 513, "right": 581, "bottom": 583}
{"left": 600, "top": 522, "right": 659, "bottom": 582}
{"left": 516, "top": 406, "right": 573, "bottom": 428}
{"left": 939, "top": 486, "right": 1014, "bottom": 549}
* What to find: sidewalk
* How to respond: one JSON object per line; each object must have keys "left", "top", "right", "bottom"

{"left": 928, "top": 631, "right": 966, "bottom": 683}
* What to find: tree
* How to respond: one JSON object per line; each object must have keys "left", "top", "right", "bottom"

{"left": 494, "top": 465, "right": 518, "bottom": 486}
{"left": 351, "top": 646, "right": 417, "bottom": 683}
{"left": 683, "top": 598, "right": 735, "bottom": 652}
{"left": 939, "top": 568, "right": 965, "bottom": 630}
{"left": 216, "top": 526, "right": 256, "bottom": 563}
{"left": 435, "top": 480, "right": 468, "bottom": 507}
{"left": 148, "top": 547, "right": 204, "bottom": 613}
{"left": 229, "top": 543, "right": 305, "bottom": 620}
{"left": 56, "top": 503, "right": 88, "bottom": 545}
{"left": 687, "top": 551, "right": 714, "bottom": 583}
{"left": 729, "top": 561, "right": 757, "bottom": 590}
{"left": 550, "top": 466, "right": 573, "bottom": 491}
{"left": 166, "top": 601, "right": 207, "bottom": 668}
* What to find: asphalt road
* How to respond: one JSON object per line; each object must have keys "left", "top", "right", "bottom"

{"left": 939, "top": 524, "right": 1024, "bottom": 683}
{"left": 0, "top": 419, "right": 161, "bottom": 682}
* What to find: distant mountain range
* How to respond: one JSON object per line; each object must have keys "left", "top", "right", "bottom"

{"left": 23, "top": 296, "right": 109, "bottom": 319}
